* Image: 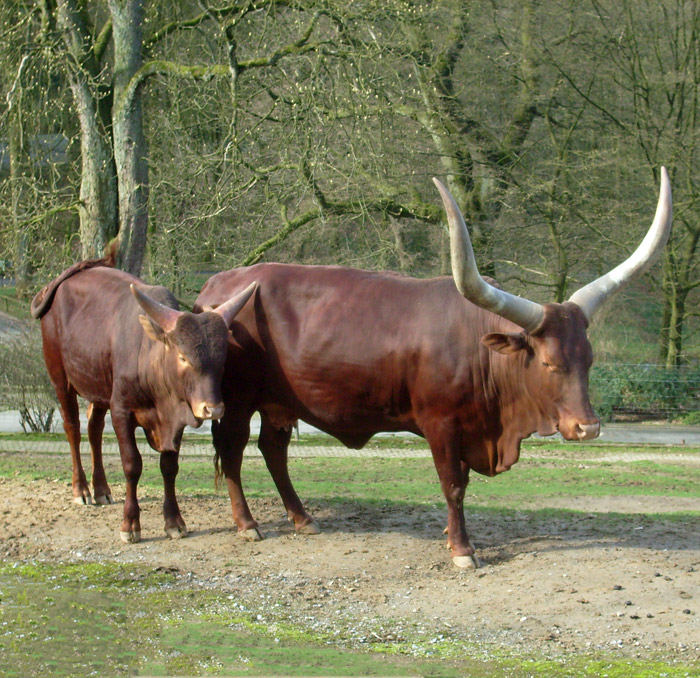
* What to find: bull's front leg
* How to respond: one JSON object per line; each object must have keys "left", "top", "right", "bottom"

{"left": 111, "top": 408, "right": 143, "bottom": 543}
{"left": 425, "top": 422, "right": 481, "bottom": 569}
{"left": 160, "top": 450, "right": 187, "bottom": 539}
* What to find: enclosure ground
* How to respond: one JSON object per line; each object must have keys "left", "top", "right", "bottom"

{"left": 1, "top": 447, "right": 699, "bottom": 675}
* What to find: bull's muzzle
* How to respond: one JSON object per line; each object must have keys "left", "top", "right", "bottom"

{"left": 195, "top": 402, "right": 225, "bottom": 420}
{"left": 575, "top": 422, "right": 601, "bottom": 441}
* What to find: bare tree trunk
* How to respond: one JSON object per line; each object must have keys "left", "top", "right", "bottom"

{"left": 388, "top": 217, "right": 412, "bottom": 270}
{"left": 659, "top": 285, "right": 688, "bottom": 369}
{"left": 110, "top": 0, "right": 149, "bottom": 276}
{"left": 69, "top": 76, "right": 119, "bottom": 258}
{"left": 657, "top": 255, "right": 673, "bottom": 366}
{"left": 56, "top": 0, "right": 118, "bottom": 259}
{"left": 658, "top": 226, "right": 700, "bottom": 368}
{"left": 408, "top": 0, "right": 540, "bottom": 278}
{"left": 666, "top": 294, "right": 686, "bottom": 368}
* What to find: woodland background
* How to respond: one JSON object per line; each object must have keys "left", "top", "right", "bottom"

{"left": 0, "top": 0, "right": 698, "bottom": 376}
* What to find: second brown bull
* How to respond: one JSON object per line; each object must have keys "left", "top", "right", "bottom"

{"left": 32, "top": 249, "right": 257, "bottom": 542}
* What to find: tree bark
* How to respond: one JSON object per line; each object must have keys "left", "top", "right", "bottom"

{"left": 56, "top": 0, "right": 118, "bottom": 259}
{"left": 658, "top": 224, "right": 700, "bottom": 367}
{"left": 110, "top": 0, "right": 149, "bottom": 276}
{"left": 68, "top": 75, "right": 118, "bottom": 258}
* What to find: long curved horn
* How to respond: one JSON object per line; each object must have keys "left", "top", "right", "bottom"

{"left": 130, "top": 284, "right": 182, "bottom": 333}
{"left": 213, "top": 281, "right": 259, "bottom": 326}
{"left": 568, "top": 167, "right": 673, "bottom": 322}
{"left": 433, "top": 178, "right": 545, "bottom": 333}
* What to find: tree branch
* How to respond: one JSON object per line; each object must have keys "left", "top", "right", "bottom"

{"left": 241, "top": 197, "right": 441, "bottom": 266}
{"left": 143, "top": 1, "right": 256, "bottom": 53}
{"left": 93, "top": 18, "right": 113, "bottom": 63}
{"left": 118, "top": 13, "right": 327, "bottom": 116}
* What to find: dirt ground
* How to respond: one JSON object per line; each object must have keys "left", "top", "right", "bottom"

{"left": 1, "top": 469, "right": 699, "bottom": 664}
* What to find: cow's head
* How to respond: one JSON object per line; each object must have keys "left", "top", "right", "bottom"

{"left": 130, "top": 282, "right": 258, "bottom": 422}
{"left": 435, "top": 168, "right": 672, "bottom": 441}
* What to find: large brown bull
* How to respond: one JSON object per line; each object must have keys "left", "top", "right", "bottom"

{"left": 31, "top": 252, "right": 256, "bottom": 542}
{"left": 194, "top": 169, "right": 672, "bottom": 567}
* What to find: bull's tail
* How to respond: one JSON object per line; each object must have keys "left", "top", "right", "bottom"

{"left": 213, "top": 448, "right": 223, "bottom": 489}
{"left": 103, "top": 237, "right": 119, "bottom": 267}
{"left": 30, "top": 239, "right": 120, "bottom": 320}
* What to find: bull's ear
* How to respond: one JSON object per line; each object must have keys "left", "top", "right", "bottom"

{"left": 138, "top": 314, "right": 166, "bottom": 343}
{"left": 481, "top": 332, "right": 528, "bottom": 355}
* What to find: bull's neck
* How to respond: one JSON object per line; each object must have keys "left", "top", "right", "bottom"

{"left": 136, "top": 339, "right": 188, "bottom": 451}
{"left": 137, "top": 339, "right": 171, "bottom": 400}
{"left": 478, "top": 317, "right": 544, "bottom": 474}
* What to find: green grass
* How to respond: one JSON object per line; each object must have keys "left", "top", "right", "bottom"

{"left": 0, "top": 561, "right": 476, "bottom": 677}
{"left": 1, "top": 443, "right": 698, "bottom": 505}
{"left": 1, "top": 560, "right": 698, "bottom": 678}
{"left": 0, "top": 429, "right": 430, "bottom": 447}
{"left": 0, "top": 286, "right": 31, "bottom": 319}
{"left": 1, "top": 442, "right": 699, "bottom": 677}
{"left": 1, "top": 561, "right": 697, "bottom": 678}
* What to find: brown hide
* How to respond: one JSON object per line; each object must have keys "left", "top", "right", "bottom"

{"left": 193, "top": 264, "right": 600, "bottom": 556}
{"left": 34, "top": 261, "right": 250, "bottom": 541}
{"left": 39, "top": 266, "right": 229, "bottom": 445}
{"left": 197, "top": 265, "right": 597, "bottom": 462}
{"left": 194, "top": 170, "right": 670, "bottom": 567}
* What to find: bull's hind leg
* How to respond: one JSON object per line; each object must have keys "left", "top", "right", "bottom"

{"left": 212, "top": 414, "right": 263, "bottom": 541}
{"left": 62, "top": 387, "right": 91, "bottom": 504}
{"left": 111, "top": 407, "right": 143, "bottom": 543}
{"left": 258, "top": 415, "right": 319, "bottom": 535}
{"left": 87, "top": 404, "right": 113, "bottom": 504}
{"left": 160, "top": 450, "right": 187, "bottom": 539}
{"left": 43, "top": 345, "right": 91, "bottom": 504}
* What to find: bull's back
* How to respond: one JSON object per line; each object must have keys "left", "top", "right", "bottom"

{"left": 40, "top": 267, "right": 144, "bottom": 404}
{"left": 200, "top": 264, "right": 426, "bottom": 359}
{"left": 197, "top": 264, "right": 482, "bottom": 431}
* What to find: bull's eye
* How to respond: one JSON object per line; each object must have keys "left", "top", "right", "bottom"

{"left": 178, "top": 354, "right": 190, "bottom": 367}
{"left": 542, "top": 361, "right": 564, "bottom": 374}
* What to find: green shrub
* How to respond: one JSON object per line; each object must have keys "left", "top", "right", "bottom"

{"left": 0, "top": 327, "right": 57, "bottom": 432}
{"left": 680, "top": 410, "right": 700, "bottom": 426}
{"left": 591, "top": 363, "right": 700, "bottom": 422}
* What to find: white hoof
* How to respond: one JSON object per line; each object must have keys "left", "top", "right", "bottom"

{"left": 239, "top": 527, "right": 264, "bottom": 542}
{"left": 73, "top": 495, "right": 93, "bottom": 506}
{"left": 297, "top": 521, "right": 321, "bottom": 535}
{"left": 452, "top": 553, "right": 481, "bottom": 569}
{"left": 94, "top": 494, "right": 114, "bottom": 505}
{"left": 120, "top": 530, "right": 141, "bottom": 544}
{"left": 165, "top": 525, "right": 188, "bottom": 539}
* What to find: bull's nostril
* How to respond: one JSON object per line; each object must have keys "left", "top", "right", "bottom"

{"left": 196, "top": 402, "right": 225, "bottom": 420}
{"left": 577, "top": 422, "right": 601, "bottom": 440}
{"left": 207, "top": 403, "right": 225, "bottom": 420}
